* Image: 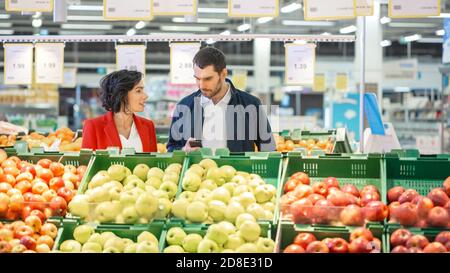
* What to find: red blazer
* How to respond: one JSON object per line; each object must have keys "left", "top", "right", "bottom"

{"left": 81, "top": 111, "right": 157, "bottom": 152}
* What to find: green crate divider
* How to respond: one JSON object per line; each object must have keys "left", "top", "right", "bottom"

{"left": 157, "top": 134, "right": 169, "bottom": 143}
{"left": 384, "top": 152, "right": 450, "bottom": 196}
{"left": 171, "top": 148, "right": 283, "bottom": 225}
{"left": 277, "top": 222, "right": 384, "bottom": 253}
{"left": 53, "top": 219, "right": 166, "bottom": 252}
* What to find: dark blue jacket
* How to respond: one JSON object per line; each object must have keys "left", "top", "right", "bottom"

{"left": 167, "top": 79, "right": 276, "bottom": 152}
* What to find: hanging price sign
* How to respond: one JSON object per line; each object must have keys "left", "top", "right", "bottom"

{"left": 3, "top": 44, "right": 33, "bottom": 85}
{"left": 170, "top": 43, "right": 200, "bottom": 85}
{"left": 116, "top": 45, "right": 146, "bottom": 75}
{"left": 35, "top": 43, "right": 65, "bottom": 84}
{"left": 229, "top": 0, "right": 279, "bottom": 17}
{"left": 5, "top": 0, "right": 53, "bottom": 12}
{"left": 285, "top": 43, "right": 316, "bottom": 86}
{"left": 356, "top": 0, "right": 374, "bottom": 16}
{"left": 153, "top": 0, "right": 197, "bottom": 16}
{"left": 104, "top": 0, "right": 152, "bottom": 20}
{"left": 304, "top": 0, "right": 356, "bottom": 20}
{"left": 388, "top": 0, "right": 440, "bottom": 18}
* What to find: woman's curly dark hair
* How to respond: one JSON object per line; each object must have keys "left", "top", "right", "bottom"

{"left": 99, "top": 70, "right": 143, "bottom": 113}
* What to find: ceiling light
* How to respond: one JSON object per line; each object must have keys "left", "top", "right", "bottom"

{"left": 237, "top": 23, "right": 251, "bottom": 32}
{"left": 67, "top": 15, "right": 104, "bottom": 21}
{"left": 380, "top": 40, "right": 392, "bottom": 47}
{"left": 68, "top": 5, "right": 103, "bottom": 11}
{"left": 160, "top": 25, "right": 210, "bottom": 32}
{"left": 389, "top": 22, "right": 436, "bottom": 28}
{"left": 220, "top": 30, "right": 231, "bottom": 35}
{"left": 0, "top": 14, "right": 11, "bottom": 19}
{"left": 436, "top": 29, "right": 445, "bottom": 36}
{"left": 32, "top": 18, "right": 42, "bottom": 28}
{"left": 430, "top": 13, "right": 450, "bottom": 18}
{"left": 282, "top": 20, "right": 334, "bottom": 26}
{"left": 0, "top": 30, "right": 13, "bottom": 35}
{"left": 61, "top": 23, "right": 113, "bottom": 30}
{"left": 197, "top": 8, "right": 228, "bottom": 14}
{"left": 293, "top": 40, "right": 307, "bottom": 45}
{"left": 380, "top": 16, "right": 391, "bottom": 24}
{"left": 126, "top": 28, "right": 136, "bottom": 36}
{"left": 32, "top": 12, "right": 42, "bottom": 19}
{"left": 135, "top": 21, "right": 146, "bottom": 30}
{"left": 321, "top": 32, "right": 331, "bottom": 35}
{"left": 403, "top": 34, "right": 422, "bottom": 42}
{"left": 257, "top": 17, "right": 274, "bottom": 24}
{"left": 206, "top": 38, "right": 216, "bottom": 45}
{"left": 339, "top": 25, "right": 357, "bottom": 34}
{"left": 172, "top": 17, "right": 226, "bottom": 23}
{"left": 418, "top": 37, "right": 442, "bottom": 43}
{"left": 281, "top": 3, "right": 302, "bottom": 13}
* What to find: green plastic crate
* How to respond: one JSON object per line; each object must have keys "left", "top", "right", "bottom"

{"left": 4, "top": 147, "right": 93, "bottom": 167}
{"left": 156, "top": 134, "right": 169, "bottom": 143}
{"left": 277, "top": 222, "right": 384, "bottom": 253}
{"left": 53, "top": 219, "right": 165, "bottom": 252}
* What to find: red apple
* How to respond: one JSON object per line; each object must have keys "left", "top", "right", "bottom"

{"left": 13, "top": 225, "right": 34, "bottom": 239}
{"left": 20, "top": 235, "right": 37, "bottom": 250}
{"left": 22, "top": 192, "right": 34, "bottom": 202}
{"left": 406, "top": 235, "right": 429, "bottom": 249}
{"left": 37, "top": 235, "right": 54, "bottom": 249}
{"left": 390, "top": 229, "right": 412, "bottom": 247}
{"left": 76, "top": 165, "right": 87, "bottom": 177}
{"left": 4, "top": 174, "right": 16, "bottom": 186}
{"left": 14, "top": 180, "right": 32, "bottom": 194}
{"left": 290, "top": 199, "right": 313, "bottom": 224}
{"left": 408, "top": 247, "right": 424, "bottom": 253}
{"left": 29, "top": 194, "right": 46, "bottom": 211}
{"left": 0, "top": 182, "right": 12, "bottom": 194}
{"left": 21, "top": 206, "right": 33, "bottom": 220}
{"left": 426, "top": 206, "right": 449, "bottom": 227}
{"left": 8, "top": 156, "right": 21, "bottom": 166}
{"left": 0, "top": 228, "right": 14, "bottom": 241}
{"left": 388, "top": 186, "right": 405, "bottom": 203}
{"left": 284, "top": 179, "right": 299, "bottom": 193}
{"left": 49, "top": 162, "right": 65, "bottom": 177}
{"left": 423, "top": 242, "right": 446, "bottom": 253}
{"left": 1, "top": 159, "right": 17, "bottom": 169}
{"left": 64, "top": 164, "right": 77, "bottom": 174}
{"left": 434, "top": 231, "right": 450, "bottom": 246}
{"left": 341, "top": 184, "right": 360, "bottom": 198}
{"left": 36, "top": 168, "right": 53, "bottom": 183}
{"left": 327, "top": 191, "right": 352, "bottom": 207}
{"left": 20, "top": 165, "right": 36, "bottom": 177}
{"left": 391, "top": 202, "right": 418, "bottom": 226}
{"left": 31, "top": 181, "right": 49, "bottom": 195}
{"left": 348, "top": 237, "right": 372, "bottom": 253}
{"left": 283, "top": 244, "right": 305, "bottom": 253}
{"left": 9, "top": 194, "right": 24, "bottom": 212}
{"left": 37, "top": 159, "right": 52, "bottom": 169}
{"left": 415, "top": 196, "right": 434, "bottom": 219}
{"left": 391, "top": 245, "right": 409, "bottom": 253}
{"left": 15, "top": 172, "right": 34, "bottom": 183}
{"left": 323, "top": 177, "right": 339, "bottom": 189}
{"left": 307, "top": 193, "right": 325, "bottom": 205}
{"left": 443, "top": 176, "right": 450, "bottom": 196}
{"left": 293, "top": 184, "right": 313, "bottom": 200}
{"left": 305, "top": 241, "right": 329, "bottom": 253}
{"left": 360, "top": 191, "right": 381, "bottom": 206}
{"left": 11, "top": 244, "right": 27, "bottom": 253}
{"left": 56, "top": 187, "right": 74, "bottom": 203}
{"left": 398, "top": 189, "right": 419, "bottom": 204}
{"left": 49, "top": 177, "right": 65, "bottom": 191}
{"left": 312, "top": 199, "right": 334, "bottom": 224}
{"left": 24, "top": 215, "right": 42, "bottom": 232}
{"left": 40, "top": 223, "right": 58, "bottom": 239}
{"left": 427, "top": 188, "right": 449, "bottom": 207}
{"left": 0, "top": 240, "right": 12, "bottom": 253}
{"left": 328, "top": 238, "right": 349, "bottom": 253}
{"left": 49, "top": 196, "right": 67, "bottom": 217}
{"left": 350, "top": 227, "right": 374, "bottom": 242}
{"left": 293, "top": 233, "right": 317, "bottom": 249}
{"left": 364, "top": 201, "right": 389, "bottom": 222}
{"left": 361, "top": 185, "right": 379, "bottom": 194}
{"left": 340, "top": 205, "right": 364, "bottom": 226}
{"left": 29, "top": 210, "right": 46, "bottom": 223}
{"left": 445, "top": 241, "right": 450, "bottom": 252}
{"left": 42, "top": 189, "right": 57, "bottom": 202}
{"left": 3, "top": 167, "right": 20, "bottom": 178}
{"left": 312, "top": 182, "right": 328, "bottom": 196}
{"left": 291, "top": 172, "right": 310, "bottom": 185}
{"left": 370, "top": 238, "right": 382, "bottom": 253}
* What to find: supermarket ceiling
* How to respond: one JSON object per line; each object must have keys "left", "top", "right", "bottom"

{"left": 0, "top": 0, "right": 449, "bottom": 63}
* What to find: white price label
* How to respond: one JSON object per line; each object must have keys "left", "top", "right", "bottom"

{"left": 304, "top": 0, "right": 355, "bottom": 21}
{"left": 3, "top": 44, "right": 34, "bottom": 85}
{"left": 229, "top": 0, "right": 279, "bottom": 17}
{"left": 62, "top": 68, "right": 77, "bottom": 88}
{"left": 170, "top": 43, "right": 200, "bottom": 85}
{"left": 285, "top": 43, "right": 316, "bottom": 86}
{"left": 104, "top": 0, "right": 152, "bottom": 20}
{"left": 5, "top": 0, "right": 53, "bottom": 12}
{"left": 153, "top": 0, "right": 196, "bottom": 16}
{"left": 116, "top": 45, "right": 147, "bottom": 75}
{"left": 356, "top": 0, "right": 373, "bottom": 16}
{"left": 35, "top": 43, "right": 65, "bottom": 84}
{"left": 388, "top": 0, "right": 440, "bottom": 18}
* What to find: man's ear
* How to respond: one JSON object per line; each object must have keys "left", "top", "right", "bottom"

{"left": 221, "top": 68, "right": 228, "bottom": 79}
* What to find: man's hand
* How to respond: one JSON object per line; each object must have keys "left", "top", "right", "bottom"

{"left": 182, "top": 138, "right": 201, "bottom": 152}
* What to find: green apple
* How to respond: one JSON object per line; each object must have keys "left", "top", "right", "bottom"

{"left": 224, "top": 234, "right": 245, "bottom": 250}
{"left": 197, "top": 238, "right": 219, "bottom": 253}
{"left": 171, "top": 199, "right": 189, "bottom": 219}
{"left": 68, "top": 195, "right": 90, "bottom": 218}
{"left": 162, "top": 171, "right": 179, "bottom": 184}
{"left": 123, "top": 179, "right": 146, "bottom": 191}
{"left": 88, "top": 172, "right": 111, "bottom": 189}
{"left": 193, "top": 189, "right": 212, "bottom": 204}
{"left": 219, "top": 165, "right": 236, "bottom": 182}
{"left": 165, "top": 163, "right": 182, "bottom": 174}
{"left": 236, "top": 171, "right": 250, "bottom": 178}
{"left": 217, "top": 221, "right": 236, "bottom": 235}
{"left": 182, "top": 172, "right": 202, "bottom": 191}
{"left": 115, "top": 214, "right": 125, "bottom": 224}
{"left": 236, "top": 243, "right": 258, "bottom": 253}
{"left": 211, "top": 187, "right": 231, "bottom": 204}
{"left": 136, "top": 241, "right": 159, "bottom": 253}
{"left": 222, "top": 182, "right": 237, "bottom": 196}
{"left": 155, "top": 197, "right": 172, "bottom": 219}
{"left": 249, "top": 174, "right": 262, "bottom": 180}
{"left": 87, "top": 233, "right": 102, "bottom": 245}
{"left": 225, "top": 202, "right": 245, "bottom": 223}
{"left": 235, "top": 213, "right": 256, "bottom": 229}
{"left": 239, "top": 221, "right": 261, "bottom": 242}
{"left": 152, "top": 190, "right": 169, "bottom": 199}
{"left": 145, "top": 177, "right": 162, "bottom": 189}
{"left": 188, "top": 164, "right": 205, "bottom": 177}
{"left": 124, "top": 243, "right": 137, "bottom": 253}
{"left": 233, "top": 185, "right": 251, "bottom": 197}
{"left": 108, "top": 187, "right": 122, "bottom": 201}
{"left": 206, "top": 168, "right": 226, "bottom": 186}
{"left": 123, "top": 175, "right": 141, "bottom": 186}
{"left": 98, "top": 232, "right": 117, "bottom": 247}
{"left": 231, "top": 175, "right": 247, "bottom": 185}
{"left": 166, "top": 227, "right": 187, "bottom": 246}
{"left": 145, "top": 185, "right": 157, "bottom": 192}
{"left": 147, "top": 167, "right": 164, "bottom": 180}
{"left": 104, "top": 237, "right": 126, "bottom": 252}
{"left": 95, "top": 201, "right": 120, "bottom": 223}
{"left": 125, "top": 167, "right": 132, "bottom": 177}
{"left": 186, "top": 201, "right": 208, "bottom": 223}
{"left": 264, "top": 210, "right": 274, "bottom": 221}
{"left": 137, "top": 231, "right": 158, "bottom": 244}
{"left": 222, "top": 249, "right": 235, "bottom": 253}
{"left": 73, "top": 224, "right": 95, "bottom": 244}
{"left": 107, "top": 164, "right": 127, "bottom": 182}
{"left": 163, "top": 245, "right": 185, "bottom": 253}
{"left": 254, "top": 184, "right": 275, "bottom": 203}
{"left": 199, "top": 158, "right": 218, "bottom": 170}
{"left": 122, "top": 206, "right": 139, "bottom": 224}
{"left": 200, "top": 179, "right": 218, "bottom": 191}
{"left": 182, "top": 233, "right": 203, "bottom": 253}
{"left": 82, "top": 242, "right": 102, "bottom": 253}
{"left": 256, "top": 237, "right": 274, "bottom": 253}
{"left": 102, "top": 247, "right": 120, "bottom": 253}
{"left": 88, "top": 187, "right": 110, "bottom": 203}
{"left": 60, "top": 240, "right": 82, "bottom": 252}
{"left": 138, "top": 217, "right": 149, "bottom": 224}
{"left": 159, "top": 181, "right": 178, "bottom": 199}
{"left": 119, "top": 191, "right": 138, "bottom": 207}
{"left": 178, "top": 191, "right": 195, "bottom": 202}
{"left": 262, "top": 202, "right": 275, "bottom": 212}
{"left": 246, "top": 203, "right": 265, "bottom": 220}
{"left": 133, "top": 164, "right": 150, "bottom": 181}
{"left": 208, "top": 200, "right": 227, "bottom": 222}
{"left": 238, "top": 192, "right": 256, "bottom": 208}
{"left": 103, "top": 181, "right": 124, "bottom": 190}
{"left": 205, "top": 224, "right": 228, "bottom": 246}
{"left": 135, "top": 192, "right": 158, "bottom": 219}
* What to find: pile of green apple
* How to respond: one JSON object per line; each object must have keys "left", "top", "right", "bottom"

{"left": 68, "top": 163, "right": 182, "bottom": 223}
{"left": 171, "top": 159, "right": 277, "bottom": 224}
{"left": 163, "top": 218, "right": 274, "bottom": 253}
{"left": 58, "top": 224, "right": 160, "bottom": 253}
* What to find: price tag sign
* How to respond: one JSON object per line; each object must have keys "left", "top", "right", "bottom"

{"left": 153, "top": 0, "right": 196, "bottom": 16}
{"left": 3, "top": 44, "right": 33, "bottom": 85}
{"left": 356, "top": 0, "right": 373, "bottom": 16}
{"left": 104, "top": 0, "right": 152, "bottom": 20}
{"left": 35, "top": 43, "right": 65, "bottom": 84}
{"left": 285, "top": 43, "right": 316, "bottom": 86}
{"left": 5, "top": 0, "right": 53, "bottom": 12}
{"left": 229, "top": 0, "right": 279, "bottom": 17}
{"left": 231, "top": 70, "right": 248, "bottom": 90}
{"left": 62, "top": 68, "right": 77, "bottom": 88}
{"left": 170, "top": 43, "right": 200, "bottom": 85}
{"left": 388, "top": 0, "right": 440, "bottom": 18}
{"left": 313, "top": 73, "right": 326, "bottom": 92}
{"left": 304, "top": 0, "right": 355, "bottom": 21}
{"left": 336, "top": 73, "right": 348, "bottom": 91}
{"left": 116, "top": 45, "right": 146, "bottom": 76}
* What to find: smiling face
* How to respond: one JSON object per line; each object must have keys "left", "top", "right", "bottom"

{"left": 194, "top": 64, "right": 227, "bottom": 100}
{"left": 125, "top": 79, "right": 147, "bottom": 113}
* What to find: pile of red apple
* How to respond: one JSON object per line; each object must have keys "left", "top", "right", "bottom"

{"left": 390, "top": 229, "right": 450, "bottom": 253}
{"left": 0, "top": 219, "right": 58, "bottom": 253}
{"left": 0, "top": 149, "right": 87, "bottom": 221}
{"left": 283, "top": 227, "right": 381, "bottom": 253}
{"left": 387, "top": 176, "right": 450, "bottom": 228}
{"left": 280, "top": 172, "right": 388, "bottom": 225}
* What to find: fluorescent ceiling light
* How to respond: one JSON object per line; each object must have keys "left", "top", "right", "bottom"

{"left": 206, "top": 38, "right": 216, "bottom": 45}
{"left": 0, "top": 22, "right": 12, "bottom": 28}
{"left": 126, "top": 28, "right": 136, "bottom": 36}
{"left": 389, "top": 22, "right": 436, "bottom": 28}
{"left": 380, "top": 40, "right": 392, "bottom": 47}
{"left": 197, "top": 7, "right": 228, "bottom": 14}
{"left": 380, "top": 16, "right": 391, "bottom": 24}
{"left": 32, "top": 12, "right": 42, "bottom": 19}
{"left": 160, "top": 25, "right": 210, "bottom": 32}
{"left": 321, "top": 32, "right": 331, "bottom": 36}
{"left": 0, "top": 29, "right": 13, "bottom": 35}
{"left": 418, "top": 37, "right": 442, "bottom": 43}
{"left": 340, "top": 25, "right": 357, "bottom": 34}
{"left": 68, "top": 5, "right": 103, "bottom": 11}
{"left": 282, "top": 20, "right": 334, "bottom": 26}
{"left": 257, "top": 17, "right": 274, "bottom": 24}
{"left": 281, "top": 3, "right": 302, "bottom": 13}
{"left": 293, "top": 40, "right": 307, "bottom": 45}
{"left": 430, "top": 13, "right": 450, "bottom": 18}
{"left": 403, "top": 34, "right": 422, "bottom": 42}
{"left": 0, "top": 14, "right": 11, "bottom": 19}
{"left": 220, "top": 30, "right": 231, "bottom": 35}
{"left": 61, "top": 24, "right": 113, "bottom": 30}
{"left": 436, "top": 29, "right": 445, "bottom": 36}
{"left": 237, "top": 23, "right": 251, "bottom": 32}
{"left": 67, "top": 15, "right": 104, "bottom": 21}
{"left": 394, "top": 87, "right": 411, "bottom": 92}
{"left": 32, "top": 19, "right": 42, "bottom": 28}
{"left": 135, "top": 21, "right": 146, "bottom": 30}
{"left": 172, "top": 17, "right": 226, "bottom": 23}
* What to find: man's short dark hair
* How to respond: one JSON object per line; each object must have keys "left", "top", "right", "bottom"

{"left": 193, "top": 47, "right": 226, "bottom": 73}
{"left": 99, "top": 69, "right": 143, "bottom": 113}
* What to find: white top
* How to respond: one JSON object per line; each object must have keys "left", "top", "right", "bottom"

{"left": 119, "top": 121, "right": 143, "bottom": 153}
{"left": 201, "top": 84, "right": 231, "bottom": 153}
